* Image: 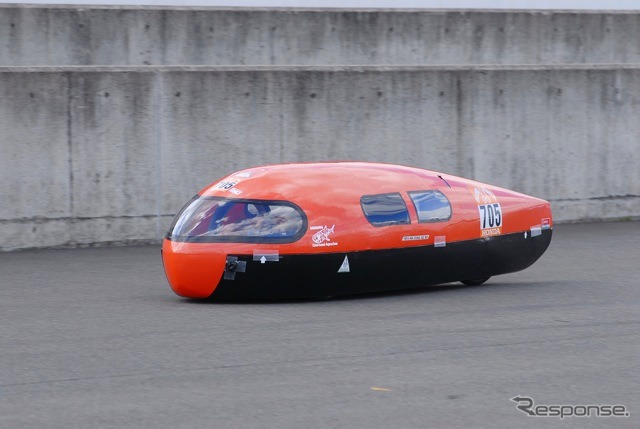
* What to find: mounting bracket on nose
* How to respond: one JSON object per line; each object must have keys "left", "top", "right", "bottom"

{"left": 224, "top": 256, "right": 247, "bottom": 280}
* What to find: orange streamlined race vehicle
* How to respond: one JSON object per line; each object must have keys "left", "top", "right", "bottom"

{"left": 162, "top": 162, "right": 552, "bottom": 300}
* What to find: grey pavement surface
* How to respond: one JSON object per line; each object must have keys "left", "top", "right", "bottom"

{"left": 0, "top": 221, "right": 638, "bottom": 428}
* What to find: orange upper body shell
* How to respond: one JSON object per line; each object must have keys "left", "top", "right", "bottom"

{"left": 196, "top": 162, "right": 549, "bottom": 251}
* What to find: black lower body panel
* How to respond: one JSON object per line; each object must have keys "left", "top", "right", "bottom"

{"left": 210, "top": 229, "right": 552, "bottom": 300}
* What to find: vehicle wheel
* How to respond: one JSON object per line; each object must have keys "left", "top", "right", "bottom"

{"left": 461, "top": 276, "right": 491, "bottom": 286}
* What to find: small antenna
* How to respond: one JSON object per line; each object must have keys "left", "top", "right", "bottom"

{"left": 437, "top": 175, "right": 452, "bottom": 188}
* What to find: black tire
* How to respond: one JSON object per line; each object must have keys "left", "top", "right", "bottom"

{"left": 460, "top": 276, "right": 491, "bottom": 286}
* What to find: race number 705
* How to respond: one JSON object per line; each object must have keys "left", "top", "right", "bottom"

{"left": 478, "top": 203, "right": 502, "bottom": 229}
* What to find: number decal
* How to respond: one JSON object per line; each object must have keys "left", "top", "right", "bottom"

{"left": 478, "top": 203, "right": 502, "bottom": 236}
{"left": 471, "top": 186, "right": 502, "bottom": 237}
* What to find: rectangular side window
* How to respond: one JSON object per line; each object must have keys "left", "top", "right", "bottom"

{"left": 360, "top": 193, "right": 410, "bottom": 227}
{"left": 408, "top": 190, "right": 452, "bottom": 222}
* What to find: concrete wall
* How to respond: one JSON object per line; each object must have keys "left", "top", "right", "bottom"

{"left": 2, "top": 65, "right": 640, "bottom": 251}
{"left": 3, "top": 5, "right": 640, "bottom": 66}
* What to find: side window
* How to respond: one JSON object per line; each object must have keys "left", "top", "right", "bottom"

{"left": 360, "top": 193, "right": 410, "bottom": 227}
{"left": 408, "top": 190, "right": 452, "bottom": 222}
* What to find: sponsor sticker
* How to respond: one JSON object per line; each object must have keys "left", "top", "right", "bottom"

{"left": 541, "top": 218, "right": 551, "bottom": 230}
{"left": 472, "top": 186, "right": 497, "bottom": 205}
{"left": 311, "top": 225, "right": 338, "bottom": 248}
{"left": 434, "top": 235, "right": 446, "bottom": 247}
{"left": 402, "top": 235, "right": 430, "bottom": 242}
{"left": 530, "top": 226, "right": 542, "bottom": 237}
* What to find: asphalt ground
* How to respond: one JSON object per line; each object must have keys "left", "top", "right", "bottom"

{"left": 0, "top": 221, "right": 638, "bottom": 428}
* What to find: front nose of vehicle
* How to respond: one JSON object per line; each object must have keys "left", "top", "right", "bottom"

{"left": 161, "top": 240, "right": 227, "bottom": 298}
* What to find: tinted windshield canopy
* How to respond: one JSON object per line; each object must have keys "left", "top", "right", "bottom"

{"left": 168, "top": 197, "right": 308, "bottom": 243}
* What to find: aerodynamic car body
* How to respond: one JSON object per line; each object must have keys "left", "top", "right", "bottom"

{"left": 162, "top": 162, "right": 552, "bottom": 299}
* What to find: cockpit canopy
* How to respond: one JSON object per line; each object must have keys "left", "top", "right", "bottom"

{"left": 167, "top": 197, "right": 308, "bottom": 243}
